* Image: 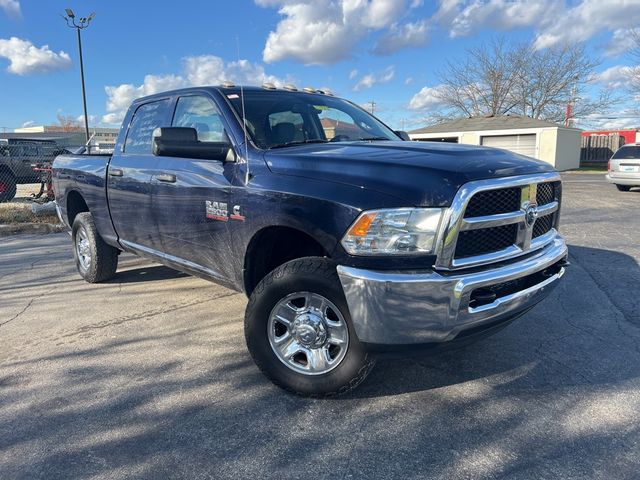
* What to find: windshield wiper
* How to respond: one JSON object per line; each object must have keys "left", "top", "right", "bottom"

{"left": 358, "top": 136, "right": 391, "bottom": 141}
{"left": 269, "top": 139, "right": 329, "bottom": 149}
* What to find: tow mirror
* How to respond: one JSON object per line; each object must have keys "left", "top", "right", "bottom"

{"left": 152, "top": 127, "right": 236, "bottom": 162}
{"left": 394, "top": 130, "right": 411, "bottom": 141}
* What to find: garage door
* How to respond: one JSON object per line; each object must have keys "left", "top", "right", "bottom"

{"left": 481, "top": 134, "right": 537, "bottom": 158}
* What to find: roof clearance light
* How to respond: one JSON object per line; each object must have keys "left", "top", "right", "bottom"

{"left": 283, "top": 84, "right": 298, "bottom": 91}
{"left": 262, "top": 82, "right": 277, "bottom": 90}
{"left": 221, "top": 80, "right": 235, "bottom": 88}
{"left": 303, "top": 87, "right": 316, "bottom": 93}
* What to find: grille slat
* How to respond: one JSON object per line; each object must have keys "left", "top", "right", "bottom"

{"left": 464, "top": 188, "right": 521, "bottom": 218}
{"left": 536, "top": 181, "right": 559, "bottom": 206}
{"left": 454, "top": 224, "right": 518, "bottom": 259}
{"left": 532, "top": 214, "right": 554, "bottom": 239}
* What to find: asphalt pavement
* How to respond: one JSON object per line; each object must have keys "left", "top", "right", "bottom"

{"left": 0, "top": 173, "right": 639, "bottom": 479}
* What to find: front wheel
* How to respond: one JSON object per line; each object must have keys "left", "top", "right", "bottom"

{"left": 616, "top": 184, "right": 632, "bottom": 192}
{"left": 244, "top": 257, "right": 375, "bottom": 397}
{"left": 72, "top": 212, "right": 119, "bottom": 283}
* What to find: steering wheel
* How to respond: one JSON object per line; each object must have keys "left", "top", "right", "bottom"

{"left": 330, "top": 134, "right": 351, "bottom": 142}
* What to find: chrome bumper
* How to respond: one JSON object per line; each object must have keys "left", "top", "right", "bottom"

{"left": 337, "top": 235, "right": 568, "bottom": 346}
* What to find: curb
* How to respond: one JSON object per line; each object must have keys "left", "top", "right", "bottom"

{"left": 0, "top": 223, "right": 67, "bottom": 237}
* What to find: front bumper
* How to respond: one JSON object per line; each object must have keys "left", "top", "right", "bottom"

{"left": 337, "top": 235, "right": 568, "bottom": 346}
{"left": 606, "top": 173, "right": 640, "bottom": 186}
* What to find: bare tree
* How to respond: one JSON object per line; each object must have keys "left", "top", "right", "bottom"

{"left": 433, "top": 38, "right": 613, "bottom": 124}
{"left": 50, "top": 113, "right": 81, "bottom": 132}
{"left": 625, "top": 29, "right": 640, "bottom": 97}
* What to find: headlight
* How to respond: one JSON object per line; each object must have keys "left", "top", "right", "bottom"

{"left": 341, "top": 208, "right": 444, "bottom": 256}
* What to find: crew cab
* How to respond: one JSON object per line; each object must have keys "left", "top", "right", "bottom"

{"left": 53, "top": 85, "right": 568, "bottom": 396}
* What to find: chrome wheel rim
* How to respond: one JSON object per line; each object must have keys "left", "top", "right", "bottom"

{"left": 268, "top": 292, "right": 349, "bottom": 375}
{"left": 76, "top": 227, "right": 91, "bottom": 271}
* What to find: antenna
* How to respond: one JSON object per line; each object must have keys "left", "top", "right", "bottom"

{"left": 236, "top": 36, "right": 250, "bottom": 185}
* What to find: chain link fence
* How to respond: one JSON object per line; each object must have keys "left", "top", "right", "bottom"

{"left": 0, "top": 140, "right": 70, "bottom": 226}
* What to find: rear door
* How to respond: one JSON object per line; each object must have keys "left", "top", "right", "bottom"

{"left": 107, "top": 98, "right": 173, "bottom": 253}
{"left": 149, "top": 93, "right": 241, "bottom": 282}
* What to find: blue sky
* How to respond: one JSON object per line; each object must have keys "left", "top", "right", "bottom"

{"left": 1, "top": 0, "right": 639, "bottom": 132}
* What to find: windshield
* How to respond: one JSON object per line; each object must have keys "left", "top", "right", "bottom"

{"left": 612, "top": 145, "right": 640, "bottom": 159}
{"left": 225, "top": 90, "right": 399, "bottom": 149}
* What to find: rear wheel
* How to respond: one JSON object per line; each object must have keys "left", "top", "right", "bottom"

{"left": 72, "top": 212, "right": 119, "bottom": 283}
{"left": 245, "top": 257, "right": 374, "bottom": 397}
{"left": 0, "top": 172, "right": 17, "bottom": 203}
{"left": 616, "top": 184, "right": 632, "bottom": 192}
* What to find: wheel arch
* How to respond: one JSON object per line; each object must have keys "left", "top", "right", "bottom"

{"left": 243, "top": 225, "right": 330, "bottom": 296}
{"left": 66, "top": 189, "right": 90, "bottom": 226}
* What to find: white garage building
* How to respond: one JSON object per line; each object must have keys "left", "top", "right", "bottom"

{"left": 408, "top": 115, "right": 581, "bottom": 171}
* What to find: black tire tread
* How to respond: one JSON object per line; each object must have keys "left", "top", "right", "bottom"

{"left": 245, "top": 257, "right": 375, "bottom": 398}
{"left": 615, "top": 184, "right": 632, "bottom": 192}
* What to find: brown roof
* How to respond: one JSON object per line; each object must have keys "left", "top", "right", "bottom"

{"left": 409, "top": 115, "right": 574, "bottom": 134}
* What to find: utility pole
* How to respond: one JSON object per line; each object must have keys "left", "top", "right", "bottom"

{"left": 62, "top": 9, "right": 95, "bottom": 149}
{"left": 368, "top": 100, "right": 376, "bottom": 116}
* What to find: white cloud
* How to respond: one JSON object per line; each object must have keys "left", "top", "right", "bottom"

{"left": 349, "top": 69, "right": 358, "bottom": 80}
{"left": 408, "top": 84, "right": 448, "bottom": 110}
{"left": 433, "top": 0, "right": 640, "bottom": 52}
{"left": 0, "top": 37, "right": 71, "bottom": 75}
{"left": 405, "top": 76, "right": 413, "bottom": 85}
{"left": 102, "top": 56, "right": 285, "bottom": 124}
{"left": 258, "top": 0, "right": 410, "bottom": 64}
{"left": 372, "top": 20, "right": 429, "bottom": 55}
{"left": 594, "top": 65, "right": 639, "bottom": 89}
{"left": 434, "top": 0, "right": 558, "bottom": 38}
{"left": 353, "top": 65, "right": 395, "bottom": 91}
{"left": 76, "top": 114, "right": 99, "bottom": 125}
{"left": 21, "top": 120, "right": 35, "bottom": 128}
{"left": 0, "top": 0, "right": 20, "bottom": 18}
{"left": 605, "top": 29, "right": 638, "bottom": 57}
{"left": 534, "top": 0, "right": 640, "bottom": 50}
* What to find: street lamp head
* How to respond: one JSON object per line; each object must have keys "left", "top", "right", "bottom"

{"left": 88, "top": 12, "right": 96, "bottom": 21}
{"left": 65, "top": 8, "right": 75, "bottom": 18}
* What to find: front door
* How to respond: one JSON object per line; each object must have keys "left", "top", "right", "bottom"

{"left": 150, "top": 93, "right": 241, "bottom": 282}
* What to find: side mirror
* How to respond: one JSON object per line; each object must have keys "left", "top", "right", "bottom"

{"left": 394, "top": 130, "right": 411, "bottom": 141}
{"left": 152, "top": 127, "right": 236, "bottom": 162}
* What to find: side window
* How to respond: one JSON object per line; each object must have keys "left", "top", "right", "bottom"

{"left": 173, "top": 95, "right": 226, "bottom": 142}
{"left": 125, "top": 99, "right": 171, "bottom": 154}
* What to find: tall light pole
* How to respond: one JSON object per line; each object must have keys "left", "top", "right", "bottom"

{"left": 62, "top": 9, "right": 95, "bottom": 148}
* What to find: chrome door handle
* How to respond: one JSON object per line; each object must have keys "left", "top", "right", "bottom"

{"left": 109, "top": 168, "right": 123, "bottom": 177}
{"left": 156, "top": 173, "right": 176, "bottom": 183}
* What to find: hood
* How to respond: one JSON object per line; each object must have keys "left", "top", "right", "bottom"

{"left": 264, "top": 141, "right": 556, "bottom": 207}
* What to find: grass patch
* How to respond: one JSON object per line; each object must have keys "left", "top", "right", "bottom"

{"left": 0, "top": 202, "right": 59, "bottom": 225}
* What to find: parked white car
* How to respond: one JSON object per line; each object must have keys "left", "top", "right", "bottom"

{"left": 606, "top": 144, "right": 640, "bottom": 191}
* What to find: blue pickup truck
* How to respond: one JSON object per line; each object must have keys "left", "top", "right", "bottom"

{"left": 52, "top": 85, "right": 568, "bottom": 396}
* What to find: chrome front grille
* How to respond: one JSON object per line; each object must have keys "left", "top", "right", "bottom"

{"left": 435, "top": 173, "right": 562, "bottom": 270}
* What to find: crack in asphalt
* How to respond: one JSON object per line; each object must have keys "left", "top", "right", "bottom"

{"left": 0, "top": 285, "right": 57, "bottom": 329}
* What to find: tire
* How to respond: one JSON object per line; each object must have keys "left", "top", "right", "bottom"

{"left": 71, "top": 212, "right": 119, "bottom": 283}
{"left": 616, "top": 184, "right": 632, "bottom": 192}
{"left": 0, "top": 172, "right": 17, "bottom": 203}
{"left": 245, "top": 257, "right": 375, "bottom": 397}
